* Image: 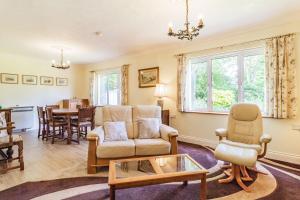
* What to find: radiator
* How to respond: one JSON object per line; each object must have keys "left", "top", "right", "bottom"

{"left": 11, "top": 106, "right": 34, "bottom": 132}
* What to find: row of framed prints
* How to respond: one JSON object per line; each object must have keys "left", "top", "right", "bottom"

{"left": 0, "top": 73, "right": 68, "bottom": 86}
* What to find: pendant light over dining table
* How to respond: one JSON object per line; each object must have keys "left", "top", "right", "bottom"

{"left": 51, "top": 49, "right": 70, "bottom": 70}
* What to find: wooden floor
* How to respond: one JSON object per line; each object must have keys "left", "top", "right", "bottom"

{"left": 0, "top": 130, "right": 107, "bottom": 191}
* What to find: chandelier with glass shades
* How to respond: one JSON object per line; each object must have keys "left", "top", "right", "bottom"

{"left": 168, "top": 0, "right": 204, "bottom": 40}
{"left": 51, "top": 49, "right": 70, "bottom": 70}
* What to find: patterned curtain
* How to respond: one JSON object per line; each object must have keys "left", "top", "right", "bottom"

{"left": 89, "top": 71, "right": 96, "bottom": 106}
{"left": 176, "top": 54, "right": 187, "bottom": 112}
{"left": 121, "top": 64, "right": 129, "bottom": 105}
{"left": 265, "top": 34, "right": 296, "bottom": 119}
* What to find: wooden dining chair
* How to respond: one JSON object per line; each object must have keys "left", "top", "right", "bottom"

{"left": 0, "top": 109, "right": 24, "bottom": 174}
{"left": 45, "top": 107, "right": 67, "bottom": 144}
{"left": 37, "top": 106, "right": 47, "bottom": 140}
{"left": 71, "top": 106, "right": 96, "bottom": 143}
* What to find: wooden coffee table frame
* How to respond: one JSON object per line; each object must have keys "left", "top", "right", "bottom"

{"left": 108, "top": 154, "right": 208, "bottom": 200}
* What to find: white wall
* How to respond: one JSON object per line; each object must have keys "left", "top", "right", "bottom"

{"left": 0, "top": 52, "right": 85, "bottom": 128}
{"left": 81, "top": 21, "right": 300, "bottom": 164}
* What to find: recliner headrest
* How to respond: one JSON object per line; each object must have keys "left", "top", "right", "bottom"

{"left": 230, "top": 103, "right": 260, "bottom": 121}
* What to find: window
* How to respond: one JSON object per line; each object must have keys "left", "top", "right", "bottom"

{"left": 186, "top": 48, "right": 265, "bottom": 113}
{"left": 95, "top": 68, "right": 121, "bottom": 106}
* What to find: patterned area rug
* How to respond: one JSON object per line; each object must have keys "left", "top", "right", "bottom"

{"left": 1, "top": 142, "right": 299, "bottom": 200}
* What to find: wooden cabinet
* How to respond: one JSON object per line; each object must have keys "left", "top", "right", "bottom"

{"left": 62, "top": 99, "right": 89, "bottom": 109}
{"left": 162, "top": 110, "right": 169, "bottom": 125}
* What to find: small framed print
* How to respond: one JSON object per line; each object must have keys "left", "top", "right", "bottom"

{"left": 138, "top": 67, "right": 159, "bottom": 88}
{"left": 22, "top": 75, "right": 37, "bottom": 85}
{"left": 40, "top": 76, "right": 54, "bottom": 85}
{"left": 1, "top": 73, "right": 18, "bottom": 84}
{"left": 56, "top": 77, "right": 68, "bottom": 86}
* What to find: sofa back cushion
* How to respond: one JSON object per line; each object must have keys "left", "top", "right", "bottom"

{"left": 133, "top": 105, "right": 161, "bottom": 138}
{"left": 103, "top": 105, "right": 134, "bottom": 139}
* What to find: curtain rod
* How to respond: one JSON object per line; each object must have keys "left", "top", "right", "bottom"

{"left": 89, "top": 64, "right": 129, "bottom": 73}
{"left": 175, "top": 33, "right": 296, "bottom": 57}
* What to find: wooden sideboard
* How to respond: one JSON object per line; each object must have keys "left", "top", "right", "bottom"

{"left": 62, "top": 99, "right": 89, "bottom": 109}
{"left": 162, "top": 110, "right": 169, "bottom": 125}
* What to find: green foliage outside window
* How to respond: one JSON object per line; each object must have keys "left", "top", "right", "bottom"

{"left": 192, "top": 52, "right": 265, "bottom": 112}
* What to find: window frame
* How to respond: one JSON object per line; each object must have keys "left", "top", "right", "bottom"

{"left": 94, "top": 68, "right": 121, "bottom": 106}
{"left": 186, "top": 47, "right": 265, "bottom": 113}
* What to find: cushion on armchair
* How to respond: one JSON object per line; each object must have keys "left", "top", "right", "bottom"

{"left": 103, "top": 121, "right": 128, "bottom": 141}
{"left": 138, "top": 118, "right": 160, "bottom": 139}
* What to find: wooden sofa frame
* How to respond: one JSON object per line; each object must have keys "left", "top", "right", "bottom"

{"left": 87, "top": 134, "right": 178, "bottom": 174}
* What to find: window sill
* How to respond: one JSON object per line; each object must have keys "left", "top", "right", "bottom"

{"left": 180, "top": 110, "right": 272, "bottom": 118}
{"left": 181, "top": 111, "right": 229, "bottom": 115}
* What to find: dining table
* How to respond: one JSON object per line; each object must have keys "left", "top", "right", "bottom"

{"left": 52, "top": 108, "right": 78, "bottom": 144}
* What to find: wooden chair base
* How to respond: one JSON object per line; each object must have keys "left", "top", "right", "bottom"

{"left": 0, "top": 139, "right": 24, "bottom": 174}
{"left": 218, "top": 164, "right": 252, "bottom": 192}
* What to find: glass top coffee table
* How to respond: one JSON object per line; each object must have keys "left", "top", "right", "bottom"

{"left": 108, "top": 154, "right": 208, "bottom": 200}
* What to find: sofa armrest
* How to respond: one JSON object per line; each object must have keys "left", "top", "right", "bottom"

{"left": 87, "top": 126, "right": 105, "bottom": 144}
{"left": 215, "top": 128, "right": 227, "bottom": 140}
{"left": 260, "top": 134, "right": 272, "bottom": 144}
{"left": 87, "top": 126, "right": 104, "bottom": 174}
{"left": 160, "top": 124, "right": 179, "bottom": 142}
{"left": 160, "top": 124, "right": 178, "bottom": 155}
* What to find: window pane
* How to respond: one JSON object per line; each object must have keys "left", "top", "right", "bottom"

{"left": 191, "top": 62, "right": 208, "bottom": 110}
{"left": 107, "top": 73, "right": 120, "bottom": 105}
{"left": 99, "top": 75, "right": 108, "bottom": 105}
{"left": 243, "top": 54, "right": 265, "bottom": 111}
{"left": 212, "top": 56, "right": 238, "bottom": 112}
{"left": 96, "top": 70, "right": 121, "bottom": 106}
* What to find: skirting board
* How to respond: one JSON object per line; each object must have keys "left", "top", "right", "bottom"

{"left": 178, "top": 135, "right": 300, "bottom": 165}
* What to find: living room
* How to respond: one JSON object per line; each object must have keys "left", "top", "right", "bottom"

{"left": 0, "top": 0, "right": 300, "bottom": 199}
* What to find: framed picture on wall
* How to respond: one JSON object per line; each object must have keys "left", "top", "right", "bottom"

{"left": 56, "top": 77, "right": 68, "bottom": 86}
{"left": 138, "top": 67, "right": 159, "bottom": 88}
{"left": 0, "top": 73, "right": 18, "bottom": 84}
{"left": 40, "top": 76, "right": 54, "bottom": 85}
{"left": 22, "top": 75, "right": 37, "bottom": 85}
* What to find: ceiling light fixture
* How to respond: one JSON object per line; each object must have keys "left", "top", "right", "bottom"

{"left": 168, "top": 0, "right": 204, "bottom": 40}
{"left": 94, "top": 31, "right": 103, "bottom": 37}
{"left": 51, "top": 49, "right": 70, "bottom": 70}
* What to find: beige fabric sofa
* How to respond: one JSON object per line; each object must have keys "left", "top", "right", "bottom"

{"left": 87, "top": 105, "right": 179, "bottom": 174}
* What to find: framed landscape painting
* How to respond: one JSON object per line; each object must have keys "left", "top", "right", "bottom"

{"left": 40, "top": 76, "right": 54, "bottom": 85}
{"left": 56, "top": 77, "right": 68, "bottom": 86}
{"left": 138, "top": 67, "right": 159, "bottom": 88}
{"left": 22, "top": 75, "right": 37, "bottom": 85}
{"left": 1, "top": 73, "right": 18, "bottom": 84}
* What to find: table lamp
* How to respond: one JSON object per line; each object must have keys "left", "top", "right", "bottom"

{"left": 154, "top": 84, "right": 166, "bottom": 110}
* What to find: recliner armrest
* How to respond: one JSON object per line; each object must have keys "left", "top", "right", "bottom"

{"left": 260, "top": 134, "right": 272, "bottom": 144}
{"left": 87, "top": 126, "right": 105, "bottom": 144}
{"left": 215, "top": 128, "right": 227, "bottom": 139}
{"left": 160, "top": 124, "right": 178, "bottom": 141}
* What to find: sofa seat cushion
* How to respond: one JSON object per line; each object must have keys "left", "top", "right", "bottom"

{"left": 96, "top": 139, "right": 135, "bottom": 158}
{"left": 134, "top": 138, "right": 170, "bottom": 156}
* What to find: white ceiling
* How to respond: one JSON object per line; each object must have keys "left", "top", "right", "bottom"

{"left": 0, "top": 0, "right": 300, "bottom": 64}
